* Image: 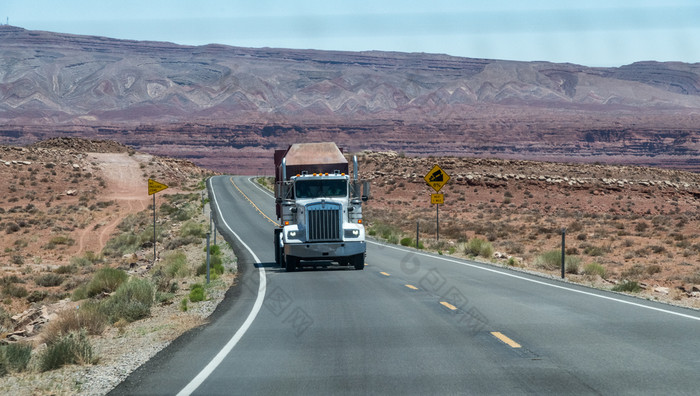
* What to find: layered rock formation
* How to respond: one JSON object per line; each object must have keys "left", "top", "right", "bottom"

{"left": 2, "top": 25, "right": 700, "bottom": 173}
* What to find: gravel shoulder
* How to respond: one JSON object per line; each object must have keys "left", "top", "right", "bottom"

{"left": 0, "top": 203, "right": 236, "bottom": 396}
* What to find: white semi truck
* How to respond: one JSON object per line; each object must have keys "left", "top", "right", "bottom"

{"left": 274, "top": 142, "right": 369, "bottom": 271}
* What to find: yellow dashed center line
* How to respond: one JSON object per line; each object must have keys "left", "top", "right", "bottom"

{"left": 380, "top": 272, "right": 390, "bottom": 277}
{"left": 440, "top": 301, "right": 458, "bottom": 311}
{"left": 405, "top": 284, "right": 418, "bottom": 290}
{"left": 491, "top": 332, "right": 522, "bottom": 348}
{"left": 229, "top": 177, "right": 278, "bottom": 225}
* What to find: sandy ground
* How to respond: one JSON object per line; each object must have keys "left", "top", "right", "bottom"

{"left": 75, "top": 153, "right": 151, "bottom": 254}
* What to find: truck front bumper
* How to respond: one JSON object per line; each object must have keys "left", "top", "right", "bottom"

{"left": 285, "top": 241, "right": 366, "bottom": 260}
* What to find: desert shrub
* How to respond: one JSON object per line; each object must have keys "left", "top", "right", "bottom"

{"left": 39, "top": 330, "right": 95, "bottom": 372}
{"left": 152, "top": 252, "right": 188, "bottom": 293}
{"left": 1, "top": 343, "right": 32, "bottom": 373}
{"left": 534, "top": 250, "right": 581, "bottom": 271}
{"left": 583, "top": 262, "right": 607, "bottom": 278}
{"left": 55, "top": 265, "right": 77, "bottom": 274}
{"left": 206, "top": 244, "right": 221, "bottom": 255}
{"left": 635, "top": 221, "right": 649, "bottom": 233}
{"left": 684, "top": 271, "right": 700, "bottom": 284}
{"left": 72, "top": 284, "right": 88, "bottom": 300}
{"left": 180, "top": 298, "right": 188, "bottom": 312}
{"left": 27, "top": 290, "right": 48, "bottom": 303}
{"left": 582, "top": 245, "right": 606, "bottom": 257}
{"left": 70, "top": 251, "right": 103, "bottom": 267}
{"left": 0, "top": 307, "right": 12, "bottom": 333}
{"left": 612, "top": 281, "right": 641, "bottom": 293}
{"left": 502, "top": 241, "right": 524, "bottom": 255}
{"left": 649, "top": 245, "right": 666, "bottom": 254}
{"left": 42, "top": 304, "right": 106, "bottom": 345}
{"left": 369, "top": 222, "right": 401, "bottom": 244}
{"left": 165, "top": 235, "right": 200, "bottom": 250}
{"left": 565, "top": 256, "right": 582, "bottom": 274}
{"left": 49, "top": 236, "right": 75, "bottom": 246}
{"left": 163, "top": 251, "right": 190, "bottom": 278}
{"left": 1, "top": 275, "right": 22, "bottom": 285}
{"left": 465, "top": 238, "right": 494, "bottom": 258}
{"left": 155, "top": 291, "right": 175, "bottom": 304}
{"left": 189, "top": 283, "right": 205, "bottom": 302}
{"left": 103, "top": 223, "right": 161, "bottom": 257}
{"left": 400, "top": 237, "right": 413, "bottom": 247}
{"left": 159, "top": 202, "right": 178, "bottom": 215}
{"left": 181, "top": 221, "right": 205, "bottom": 238}
{"left": 100, "top": 278, "right": 154, "bottom": 323}
{"left": 196, "top": 255, "right": 224, "bottom": 278}
{"left": 3, "top": 283, "right": 28, "bottom": 298}
{"left": 10, "top": 255, "right": 24, "bottom": 265}
{"left": 621, "top": 264, "right": 645, "bottom": 279}
{"left": 568, "top": 221, "right": 583, "bottom": 233}
{"left": 85, "top": 267, "right": 128, "bottom": 297}
{"left": 102, "top": 233, "right": 139, "bottom": 257}
{"left": 116, "top": 212, "right": 150, "bottom": 233}
{"left": 35, "top": 273, "right": 65, "bottom": 287}
{"left": 646, "top": 264, "right": 662, "bottom": 275}
{"left": 5, "top": 222, "right": 20, "bottom": 234}
{"left": 174, "top": 209, "right": 193, "bottom": 222}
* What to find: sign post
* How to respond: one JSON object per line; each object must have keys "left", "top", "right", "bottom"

{"left": 148, "top": 179, "right": 169, "bottom": 264}
{"left": 424, "top": 165, "right": 450, "bottom": 243}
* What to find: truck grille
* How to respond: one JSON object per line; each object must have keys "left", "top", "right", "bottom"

{"left": 306, "top": 203, "right": 341, "bottom": 242}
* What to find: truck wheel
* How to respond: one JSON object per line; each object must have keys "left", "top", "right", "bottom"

{"left": 285, "top": 255, "right": 298, "bottom": 272}
{"left": 274, "top": 229, "right": 282, "bottom": 266}
{"left": 353, "top": 254, "right": 364, "bottom": 270}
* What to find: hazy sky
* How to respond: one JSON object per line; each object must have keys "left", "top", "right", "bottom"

{"left": 4, "top": 0, "right": 700, "bottom": 67}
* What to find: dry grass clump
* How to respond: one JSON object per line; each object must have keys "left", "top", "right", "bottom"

{"left": 42, "top": 304, "right": 107, "bottom": 345}
{"left": 39, "top": 329, "right": 96, "bottom": 372}
{"left": 0, "top": 343, "right": 33, "bottom": 376}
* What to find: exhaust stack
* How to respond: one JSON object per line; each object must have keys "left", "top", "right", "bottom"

{"left": 353, "top": 155, "right": 358, "bottom": 181}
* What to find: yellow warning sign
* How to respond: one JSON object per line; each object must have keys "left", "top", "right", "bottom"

{"left": 431, "top": 194, "right": 444, "bottom": 205}
{"left": 424, "top": 164, "right": 450, "bottom": 192}
{"left": 148, "top": 179, "right": 168, "bottom": 195}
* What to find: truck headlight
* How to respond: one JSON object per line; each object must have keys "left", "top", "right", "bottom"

{"left": 344, "top": 229, "right": 360, "bottom": 238}
{"left": 287, "top": 230, "right": 299, "bottom": 239}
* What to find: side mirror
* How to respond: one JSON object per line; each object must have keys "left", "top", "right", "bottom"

{"left": 362, "top": 195, "right": 369, "bottom": 202}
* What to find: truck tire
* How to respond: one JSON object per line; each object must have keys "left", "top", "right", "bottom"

{"left": 353, "top": 254, "right": 364, "bottom": 270}
{"left": 274, "top": 229, "right": 282, "bottom": 267}
{"left": 285, "top": 255, "right": 298, "bottom": 272}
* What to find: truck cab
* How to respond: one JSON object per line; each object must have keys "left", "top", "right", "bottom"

{"left": 274, "top": 143, "right": 369, "bottom": 271}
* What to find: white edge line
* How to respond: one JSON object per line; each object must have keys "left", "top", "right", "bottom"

{"left": 249, "top": 176, "right": 275, "bottom": 198}
{"left": 368, "top": 241, "right": 700, "bottom": 322}
{"left": 177, "top": 177, "right": 267, "bottom": 396}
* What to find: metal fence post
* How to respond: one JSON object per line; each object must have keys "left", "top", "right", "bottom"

{"left": 206, "top": 232, "right": 211, "bottom": 284}
{"left": 561, "top": 228, "right": 566, "bottom": 279}
{"left": 416, "top": 221, "right": 420, "bottom": 249}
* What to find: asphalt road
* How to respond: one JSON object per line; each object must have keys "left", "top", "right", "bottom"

{"left": 112, "top": 175, "right": 700, "bottom": 395}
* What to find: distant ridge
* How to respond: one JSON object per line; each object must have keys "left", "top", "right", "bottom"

{"left": 2, "top": 26, "right": 700, "bottom": 174}
{"left": 2, "top": 25, "right": 700, "bottom": 125}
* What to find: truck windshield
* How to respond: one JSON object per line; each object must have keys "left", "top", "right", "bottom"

{"left": 295, "top": 179, "right": 347, "bottom": 198}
